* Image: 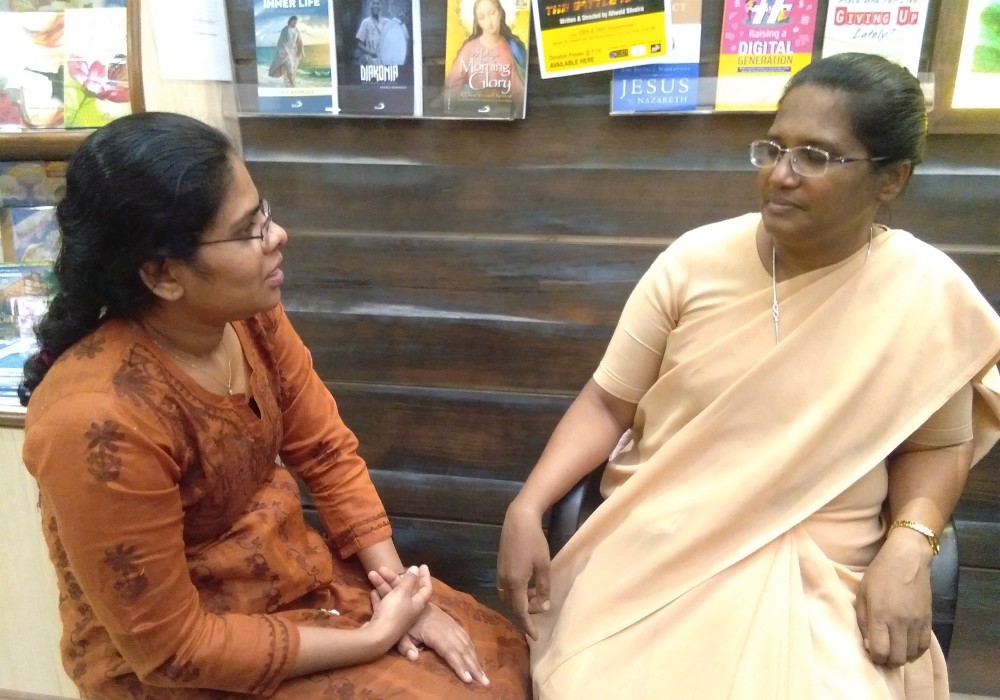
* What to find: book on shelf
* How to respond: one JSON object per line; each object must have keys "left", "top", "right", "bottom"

{"left": 63, "top": 6, "right": 131, "bottom": 127}
{"left": 0, "top": 262, "right": 51, "bottom": 404}
{"left": 714, "top": 0, "right": 819, "bottom": 112}
{"left": 610, "top": 1, "right": 704, "bottom": 114}
{"left": 441, "top": 0, "right": 530, "bottom": 119}
{"left": 252, "top": 0, "right": 336, "bottom": 115}
{"left": 820, "top": 1, "right": 930, "bottom": 77}
{"left": 0, "top": 161, "right": 67, "bottom": 207}
{"left": 333, "top": 0, "right": 421, "bottom": 116}
{"left": 1, "top": 205, "right": 60, "bottom": 263}
{"left": 0, "top": 5, "right": 130, "bottom": 130}
{"left": 0, "top": 10, "right": 66, "bottom": 128}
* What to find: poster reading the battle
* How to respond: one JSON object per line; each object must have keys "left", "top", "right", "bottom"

{"left": 715, "top": 0, "right": 818, "bottom": 111}
{"left": 532, "top": 0, "right": 669, "bottom": 78}
{"left": 821, "top": 0, "right": 930, "bottom": 76}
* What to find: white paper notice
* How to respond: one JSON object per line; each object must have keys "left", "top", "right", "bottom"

{"left": 150, "top": 0, "right": 234, "bottom": 81}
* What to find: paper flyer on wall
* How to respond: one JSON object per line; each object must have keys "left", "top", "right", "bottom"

{"left": 532, "top": 0, "right": 669, "bottom": 78}
{"left": 334, "top": 0, "right": 422, "bottom": 116}
{"left": 820, "top": 1, "right": 930, "bottom": 76}
{"left": 611, "top": 0, "right": 703, "bottom": 113}
{"left": 952, "top": 0, "right": 1000, "bottom": 109}
{"left": 715, "top": 0, "right": 818, "bottom": 112}
{"left": 253, "top": 0, "right": 335, "bottom": 115}
{"left": 443, "top": 0, "right": 530, "bottom": 119}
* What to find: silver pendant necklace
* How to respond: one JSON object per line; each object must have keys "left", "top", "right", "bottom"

{"left": 771, "top": 224, "right": 875, "bottom": 345}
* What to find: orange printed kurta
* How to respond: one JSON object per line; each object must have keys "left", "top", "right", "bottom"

{"left": 23, "top": 305, "right": 529, "bottom": 699}
{"left": 530, "top": 214, "right": 1000, "bottom": 699}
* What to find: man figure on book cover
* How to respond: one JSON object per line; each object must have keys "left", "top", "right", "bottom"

{"left": 355, "top": 0, "right": 388, "bottom": 64}
{"left": 268, "top": 15, "right": 304, "bottom": 86}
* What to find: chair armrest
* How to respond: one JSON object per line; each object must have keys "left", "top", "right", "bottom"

{"left": 545, "top": 462, "right": 608, "bottom": 556}
{"left": 930, "top": 518, "right": 959, "bottom": 658}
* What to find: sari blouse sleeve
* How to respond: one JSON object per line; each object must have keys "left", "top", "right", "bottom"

{"left": 264, "top": 304, "right": 392, "bottom": 558}
{"left": 594, "top": 249, "right": 681, "bottom": 404}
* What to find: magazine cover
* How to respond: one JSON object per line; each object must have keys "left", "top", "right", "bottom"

{"left": 1, "top": 206, "right": 60, "bottom": 263}
{"left": 0, "top": 1, "right": 125, "bottom": 8}
{"left": 333, "top": 0, "right": 421, "bottom": 116}
{"left": 0, "top": 161, "right": 67, "bottom": 207}
{"left": 0, "top": 11, "right": 65, "bottom": 128}
{"left": 443, "top": 0, "right": 530, "bottom": 119}
{"left": 63, "top": 7, "right": 131, "bottom": 128}
{"left": 715, "top": 0, "right": 818, "bottom": 111}
{"left": 253, "top": 0, "right": 335, "bottom": 115}
{"left": 0, "top": 263, "right": 51, "bottom": 404}
{"left": 611, "top": 0, "right": 704, "bottom": 114}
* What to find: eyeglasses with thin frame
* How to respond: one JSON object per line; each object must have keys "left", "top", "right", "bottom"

{"left": 196, "top": 198, "right": 272, "bottom": 247}
{"left": 749, "top": 140, "right": 891, "bottom": 178}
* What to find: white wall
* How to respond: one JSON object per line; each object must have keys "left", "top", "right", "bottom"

{"left": 0, "top": 426, "right": 79, "bottom": 697}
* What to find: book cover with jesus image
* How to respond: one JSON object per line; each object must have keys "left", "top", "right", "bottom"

{"left": 443, "top": 0, "right": 530, "bottom": 119}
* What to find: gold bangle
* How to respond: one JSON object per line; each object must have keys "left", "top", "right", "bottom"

{"left": 889, "top": 519, "right": 940, "bottom": 556}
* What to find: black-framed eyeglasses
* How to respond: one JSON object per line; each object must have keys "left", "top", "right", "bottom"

{"left": 197, "top": 199, "right": 271, "bottom": 247}
{"left": 749, "top": 140, "right": 891, "bottom": 178}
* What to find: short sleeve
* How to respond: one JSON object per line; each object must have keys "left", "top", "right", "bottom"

{"left": 896, "top": 382, "right": 974, "bottom": 452}
{"left": 594, "top": 250, "right": 680, "bottom": 404}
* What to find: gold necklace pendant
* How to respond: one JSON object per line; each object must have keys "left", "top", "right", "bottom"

{"left": 144, "top": 323, "right": 233, "bottom": 395}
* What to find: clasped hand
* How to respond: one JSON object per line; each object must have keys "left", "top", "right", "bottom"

{"left": 368, "top": 566, "right": 490, "bottom": 687}
{"left": 854, "top": 533, "right": 934, "bottom": 667}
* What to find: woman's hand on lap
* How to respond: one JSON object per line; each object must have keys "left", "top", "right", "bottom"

{"left": 369, "top": 566, "right": 490, "bottom": 687}
{"left": 497, "top": 498, "right": 552, "bottom": 640}
{"left": 854, "top": 531, "right": 934, "bottom": 667}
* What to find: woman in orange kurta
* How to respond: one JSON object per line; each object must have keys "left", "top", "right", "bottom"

{"left": 20, "top": 112, "right": 529, "bottom": 699}
{"left": 497, "top": 53, "right": 1000, "bottom": 698}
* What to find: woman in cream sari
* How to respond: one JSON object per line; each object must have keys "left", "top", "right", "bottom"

{"left": 497, "top": 53, "right": 1000, "bottom": 699}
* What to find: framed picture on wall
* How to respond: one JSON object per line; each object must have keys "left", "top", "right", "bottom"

{"left": 929, "top": 0, "right": 1000, "bottom": 133}
{"left": 0, "top": 0, "right": 144, "bottom": 160}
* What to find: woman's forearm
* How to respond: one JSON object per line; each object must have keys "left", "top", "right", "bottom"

{"left": 288, "top": 624, "right": 394, "bottom": 678}
{"left": 357, "top": 538, "right": 407, "bottom": 576}
{"left": 511, "top": 378, "right": 636, "bottom": 518}
{"left": 884, "top": 440, "right": 972, "bottom": 550}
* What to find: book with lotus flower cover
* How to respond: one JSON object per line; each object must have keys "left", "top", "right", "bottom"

{"left": 62, "top": 6, "right": 131, "bottom": 127}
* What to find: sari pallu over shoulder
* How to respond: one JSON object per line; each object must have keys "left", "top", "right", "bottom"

{"left": 530, "top": 225, "right": 1000, "bottom": 696}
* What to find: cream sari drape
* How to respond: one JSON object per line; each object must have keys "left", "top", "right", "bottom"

{"left": 530, "top": 222, "right": 1000, "bottom": 699}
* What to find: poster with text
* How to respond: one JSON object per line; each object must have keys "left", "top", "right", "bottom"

{"left": 611, "top": 0, "right": 703, "bottom": 113}
{"left": 715, "top": 0, "right": 818, "bottom": 111}
{"left": 532, "top": 0, "right": 669, "bottom": 78}
{"left": 821, "top": 1, "right": 930, "bottom": 76}
{"left": 952, "top": 0, "right": 1000, "bottom": 108}
{"left": 253, "top": 0, "right": 335, "bottom": 115}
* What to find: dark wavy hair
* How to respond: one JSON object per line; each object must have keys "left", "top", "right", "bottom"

{"left": 780, "top": 52, "right": 927, "bottom": 171}
{"left": 19, "top": 111, "right": 236, "bottom": 405}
